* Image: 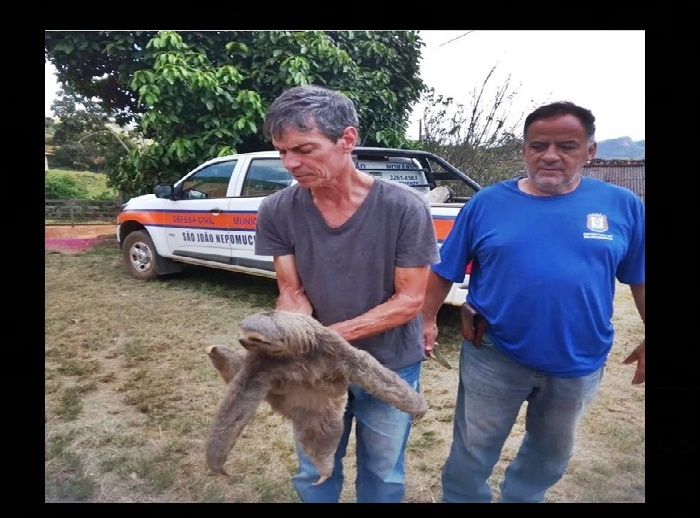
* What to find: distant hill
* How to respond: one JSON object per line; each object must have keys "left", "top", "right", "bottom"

{"left": 596, "top": 137, "right": 645, "bottom": 160}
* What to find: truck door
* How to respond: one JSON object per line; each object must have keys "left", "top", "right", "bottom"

{"left": 224, "top": 156, "right": 293, "bottom": 273}
{"left": 163, "top": 158, "right": 238, "bottom": 263}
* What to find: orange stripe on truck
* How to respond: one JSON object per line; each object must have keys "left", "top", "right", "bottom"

{"left": 118, "top": 210, "right": 258, "bottom": 231}
{"left": 119, "top": 209, "right": 454, "bottom": 242}
{"left": 432, "top": 217, "right": 455, "bottom": 242}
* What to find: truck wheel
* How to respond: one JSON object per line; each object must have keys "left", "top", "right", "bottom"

{"left": 122, "top": 230, "right": 159, "bottom": 281}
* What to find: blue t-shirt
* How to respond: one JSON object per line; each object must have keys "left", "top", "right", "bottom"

{"left": 433, "top": 177, "right": 645, "bottom": 377}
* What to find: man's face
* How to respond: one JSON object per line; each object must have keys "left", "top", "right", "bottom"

{"left": 272, "top": 126, "right": 355, "bottom": 189}
{"left": 521, "top": 114, "right": 597, "bottom": 195}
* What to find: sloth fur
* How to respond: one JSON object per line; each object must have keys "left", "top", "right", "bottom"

{"left": 205, "top": 310, "right": 428, "bottom": 485}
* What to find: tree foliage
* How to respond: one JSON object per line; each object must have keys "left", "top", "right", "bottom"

{"left": 45, "top": 172, "right": 89, "bottom": 199}
{"left": 45, "top": 117, "right": 58, "bottom": 141}
{"left": 49, "top": 88, "right": 136, "bottom": 176}
{"left": 417, "top": 66, "right": 527, "bottom": 191}
{"left": 45, "top": 30, "right": 426, "bottom": 198}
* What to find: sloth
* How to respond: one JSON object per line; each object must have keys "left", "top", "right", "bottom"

{"left": 205, "top": 310, "right": 428, "bottom": 485}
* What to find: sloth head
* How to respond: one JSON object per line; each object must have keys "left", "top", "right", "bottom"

{"left": 237, "top": 311, "right": 321, "bottom": 356}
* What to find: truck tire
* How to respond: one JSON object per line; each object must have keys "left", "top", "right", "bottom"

{"left": 122, "top": 230, "right": 160, "bottom": 281}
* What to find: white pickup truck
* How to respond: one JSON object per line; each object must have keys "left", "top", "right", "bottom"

{"left": 116, "top": 147, "right": 480, "bottom": 306}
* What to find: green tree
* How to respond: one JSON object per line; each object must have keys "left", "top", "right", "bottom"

{"left": 45, "top": 172, "right": 89, "bottom": 199}
{"left": 45, "top": 30, "right": 426, "bottom": 198}
{"left": 45, "top": 116, "right": 57, "bottom": 142}
{"left": 50, "top": 88, "right": 135, "bottom": 173}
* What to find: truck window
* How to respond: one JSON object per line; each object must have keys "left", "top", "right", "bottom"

{"left": 242, "top": 158, "right": 293, "bottom": 196}
{"left": 181, "top": 160, "right": 237, "bottom": 199}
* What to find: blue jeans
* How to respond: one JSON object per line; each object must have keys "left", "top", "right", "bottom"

{"left": 442, "top": 335, "right": 604, "bottom": 503}
{"left": 291, "top": 361, "right": 421, "bottom": 503}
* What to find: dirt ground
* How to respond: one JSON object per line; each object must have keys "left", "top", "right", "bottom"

{"left": 45, "top": 222, "right": 644, "bottom": 502}
{"left": 45, "top": 225, "right": 116, "bottom": 254}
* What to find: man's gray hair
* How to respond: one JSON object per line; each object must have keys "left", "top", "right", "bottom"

{"left": 263, "top": 85, "right": 360, "bottom": 143}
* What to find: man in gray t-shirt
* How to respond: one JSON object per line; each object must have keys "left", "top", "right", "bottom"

{"left": 255, "top": 85, "right": 439, "bottom": 503}
{"left": 257, "top": 177, "right": 437, "bottom": 370}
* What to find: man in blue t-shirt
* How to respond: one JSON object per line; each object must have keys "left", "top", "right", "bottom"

{"left": 421, "top": 101, "right": 645, "bottom": 503}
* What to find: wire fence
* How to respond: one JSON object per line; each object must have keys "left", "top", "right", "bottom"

{"left": 45, "top": 199, "right": 121, "bottom": 225}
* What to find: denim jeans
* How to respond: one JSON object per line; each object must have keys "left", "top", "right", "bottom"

{"left": 291, "top": 361, "right": 421, "bottom": 503}
{"left": 441, "top": 335, "right": 604, "bottom": 503}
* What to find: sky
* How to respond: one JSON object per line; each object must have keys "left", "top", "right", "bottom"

{"left": 45, "top": 30, "right": 645, "bottom": 143}
{"left": 409, "top": 30, "right": 645, "bottom": 142}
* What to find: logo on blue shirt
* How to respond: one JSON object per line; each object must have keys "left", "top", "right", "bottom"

{"left": 586, "top": 213, "right": 608, "bottom": 232}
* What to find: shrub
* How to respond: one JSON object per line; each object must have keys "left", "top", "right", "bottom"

{"left": 45, "top": 172, "right": 89, "bottom": 199}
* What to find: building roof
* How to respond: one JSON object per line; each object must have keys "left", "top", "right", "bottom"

{"left": 583, "top": 159, "right": 645, "bottom": 202}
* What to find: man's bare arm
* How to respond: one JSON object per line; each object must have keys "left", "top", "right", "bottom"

{"left": 420, "top": 269, "right": 454, "bottom": 356}
{"left": 328, "top": 265, "right": 430, "bottom": 342}
{"left": 272, "top": 254, "right": 313, "bottom": 316}
{"left": 622, "top": 282, "right": 645, "bottom": 385}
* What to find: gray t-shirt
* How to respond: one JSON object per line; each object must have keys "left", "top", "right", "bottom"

{"left": 255, "top": 178, "right": 440, "bottom": 369}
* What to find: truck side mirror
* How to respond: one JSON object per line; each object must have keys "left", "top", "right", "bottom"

{"left": 154, "top": 185, "right": 174, "bottom": 199}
